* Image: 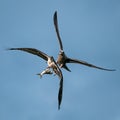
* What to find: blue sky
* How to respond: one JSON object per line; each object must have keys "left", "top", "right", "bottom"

{"left": 0, "top": 0, "right": 120, "bottom": 120}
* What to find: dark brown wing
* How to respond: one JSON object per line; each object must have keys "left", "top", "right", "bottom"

{"left": 57, "top": 67, "right": 63, "bottom": 110}
{"left": 58, "top": 77, "right": 63, "bottom": 110}
{"left": 8, "top": 48, "right": 48, "bottom": 61}
{"left": 54, "top": 11, "right": 63, "bottom": 51}
{"left": 51, "top": 57, "right": 63, "bottom": 109}
{"left": 67, "top": 57, "right": 116, "bottom": 71}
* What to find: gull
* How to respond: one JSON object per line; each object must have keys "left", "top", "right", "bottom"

{"left": 53, "top": 11, "right": 115, "bottom": 72}
{"left": 8, "top": 48, "right": 63, "bottom": 110}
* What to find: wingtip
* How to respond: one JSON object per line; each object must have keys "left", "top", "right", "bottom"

{"left": 109, "top": 69, "right": 116, "bottom": 71}
{"left": 5, "top": 48, "right": 13, "bottom": 50}
{"left": 102, "top": 68, "right": 116, "bottom": 71}
{"left": 54, "top": 11, "right": 57, "bottom": 15}
{"left": 54, "top": 11, "right": 57, "bottom": 20}
{"left": 58, "top": 105, "right": 60, "bottom": 110}
{"left": 6, "top": 48, "right": 17, "bottom": 50}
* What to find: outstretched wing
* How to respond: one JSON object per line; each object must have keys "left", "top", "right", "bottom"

{"left": 57, "top": 66, "right": 63, "bottom": 110}
{"left": 54, "top": 11, "right": 63, "bottom": 51}
{"left": 8, "top": 48, "right": 49, "bottom": 61}
{"left": 58, "top": 77, "right": 63, "bottom": 110}
{"left": 51, "top": 57, "right": 63, "bottom": 109}
{"left": 67, "top": 57, "right": 116, "bottom": 71}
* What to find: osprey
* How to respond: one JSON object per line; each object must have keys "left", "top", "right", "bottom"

{"left": 53, "top": 11, "right": 115, "bottom": 72}
{"left": 8, "top": 48, "right": 63, "bottom": 110}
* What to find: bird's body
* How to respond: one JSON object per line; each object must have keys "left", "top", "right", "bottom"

{"left": 57, "top": 51, "right": 71, "bottom": 71}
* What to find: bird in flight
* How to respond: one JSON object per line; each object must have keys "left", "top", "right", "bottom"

{"left": 53, "top": 11, "right": 115, "bottom": 72}
{"left": 8, "top": 48, "right": 63, "bottom": 110}
{"left": 7, "top": 11, "right": 115, "bottom": 110}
